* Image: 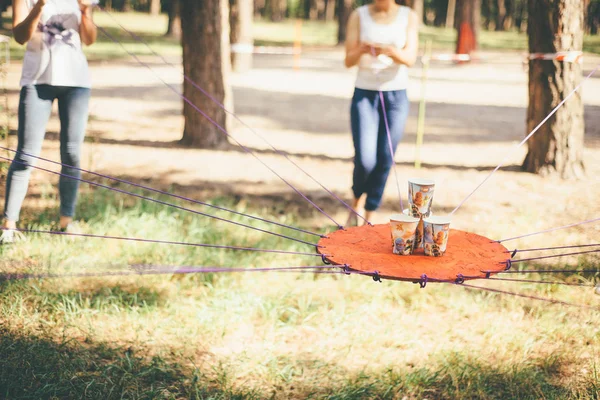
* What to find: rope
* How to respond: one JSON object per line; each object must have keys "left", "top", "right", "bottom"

{"left": 97, "top": 7, "right": 368, "bottom": 227}
{"left": 0, "top": 155, "right": 319, "bottom": 247}
{"left": 487, "top": 276, "right": 596, "bottom": 287}
{"left": 0, "top": 145, "right": 322, "bottom": 238}
{"left": 0, "top": 264, "right": 389, "bottom": 281}
{"left": 511, "top": 243, "right": 600, "bottom": 254}
{"left": 378, "top": 90, "right": 404, "bottom": 212}
{"left": 498, "top": 217, "right": 600, "bottom": 243}
{"left": 450, "top": 64, "right": 600, "bottom": 216}
{"left": 486, "top": 269, "right": 600, "bottom": 275}
{"left": 450, "top": 281, "right": 598, "bottom": 310}
{"left": 0, "top": 227, "right": 327, "bottom": 257}
{"left": 511, "top": 249, "right": 600, "bottom": 264}
{"left": 93, "top": 24, "right": 342, "bottom": 229}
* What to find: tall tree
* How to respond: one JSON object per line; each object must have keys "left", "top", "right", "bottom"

{"left": 455, "top": 0, "right": 480, "bottom": 54}
{"left": 150, "top": 0, "right": 161, "bottom": 15}
{"left": 446, "top": 0, "right": 456, "bottom": 28}
{"left": 336, "top": 0, "right": 353, "bottom": 44}
{"left": 412, "top": 0, "right": 423, "bottom": 23}
{"left": 166, "top": 0, "right": 182, "bottom": 37}
{"left": 523, "top": 0, "right": 584, "bottom": 177}
{"left": 180, "top": 0, "right": 232, "bottom": 148}
{"left": 230, "top": 0, "right": 253, "bottom": 72}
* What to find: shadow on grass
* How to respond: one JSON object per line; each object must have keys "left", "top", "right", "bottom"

{"left": 0, "top": 328, "right": 256, "bottom": 399}
{"left": 0, "top": 328, "right": 595, "bottom": 399}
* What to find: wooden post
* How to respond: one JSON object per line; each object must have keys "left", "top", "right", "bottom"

{"left": 415, "top": 40, "right": 432, "bottom": 170}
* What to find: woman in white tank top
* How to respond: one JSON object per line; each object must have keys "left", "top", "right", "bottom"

{"left": 1, "top": 0, "right": 97, "bottom": 244}
{"left": 344, "top": 0, "right": 418, "bottom": 226}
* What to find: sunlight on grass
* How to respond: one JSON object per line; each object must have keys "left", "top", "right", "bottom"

{"left": 0, "top": 185, "right": 598, "bottom": 398}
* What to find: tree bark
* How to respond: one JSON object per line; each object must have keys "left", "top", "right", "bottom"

{"left": 166, "top": 0, "right": 182, "bottom": 38}
{"left": 336, "top": 0, "right": 352, "bottom": 44}
{"left": 523, "top": 0, "right": 585, "bottom": 178}
{"left": 180, "top": 0, "right": 232, "bottom": 149}
{"left": 325, "top": 0, "right": 335, "bottom": 21}
{"left": 150, "top": 0, "right": 161, "bottom": 15}
{"left": 496, "top": 0, "right": 506, "bottom": 30}
{"left": 230, "top": 0, "right": 253, "bottom": 72}
{"left": 446, "top": 0, "right": 456, "bottom": 28}
{"left": 455, "top": 0, "right": 479, "bottom": 54}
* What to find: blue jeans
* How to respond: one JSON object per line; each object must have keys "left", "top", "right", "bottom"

{"left": 350, "top": 88, "right": 409, "bottom": 211}
{"left": 3, "top": 85, "right": 90, "bottom": 222}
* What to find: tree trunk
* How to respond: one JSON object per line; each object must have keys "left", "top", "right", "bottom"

{"left": 180, "top": 0, "right": 232, "bottom": 149}
{"left": 230, "top": 0, "right": 253, "bottom": 72}
{"left": 166, "top": 0, "right": 182, "bottom": 38}
{"left": 121, "top": 0, "right": 131, "bottom": 12}
{"left": 324, "top": 0, "right": 335, "bottom": 21}
{"left": 150, "top": 0, "right": 161, "bottom": 15}
{"left": 523, "top": 0, "right": 584, "bottom": 178}
{"left": 455, "top": 0, "right": 479, "bottom": 54}
{"left": 496, "top": 0, "right": 506, "bottom": 30}
{"left": 446, "top": 0, "right": 456, "bottom": 28}
{"left": 336, "top": 0, "right": 352, "bottom": 43}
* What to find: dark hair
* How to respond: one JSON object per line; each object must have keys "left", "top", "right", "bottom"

{"left": 395, "top": 0, "right": 411, "bottom": 5}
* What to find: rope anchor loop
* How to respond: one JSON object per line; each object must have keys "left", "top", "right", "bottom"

{"left": 419, "top": 274, "right": 428, "bottom": 288}
{"left": 372, "top": 270, "right": 382, "bottom": 283}
{"left": 455, "top": 274, "right": 465, "bottom": 284}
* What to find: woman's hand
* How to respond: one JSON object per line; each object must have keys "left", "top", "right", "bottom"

{"left": 78, "top": 0, "right": 94, "bottom": 18}
{"left": 78, "top": 0, "right": 97, "bottom": 45}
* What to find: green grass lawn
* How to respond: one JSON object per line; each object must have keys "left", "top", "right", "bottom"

{"left": 0, "top": 182, "right": 598, "bottom": 399}
{"left": 1, "top": 11, "right": 598, "bottom": 63}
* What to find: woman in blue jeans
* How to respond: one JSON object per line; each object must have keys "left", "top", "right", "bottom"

{"left": 1, "top": 0, "right": 97, "bottom": 243}
{"left": 344, "top": 0, "right": 418, "bottom": 225}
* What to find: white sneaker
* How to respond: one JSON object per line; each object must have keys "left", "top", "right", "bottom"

{"left": 0, "top": 229, "right": 25, "bottom": 245}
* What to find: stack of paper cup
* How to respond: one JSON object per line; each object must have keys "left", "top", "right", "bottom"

{"left": 407, "top": 178, "right": 435, "bottom": 248}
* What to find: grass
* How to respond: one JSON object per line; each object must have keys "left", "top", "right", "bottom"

{"left": 1, "top": 11, "right": 599, "bottom": 62}
{"left": 0, "top": 182, "right": 598, "bottom": 398}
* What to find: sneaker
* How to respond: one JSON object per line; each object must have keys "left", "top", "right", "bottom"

{"left": 0, "top": 229, "right": 25, "bottom": 245}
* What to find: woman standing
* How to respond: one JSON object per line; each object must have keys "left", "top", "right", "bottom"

{"left": 344, "top": 0, "right": 418, "bottom": 225}
{"left": 1, "top": 0, "right": 97, "bottom": 243}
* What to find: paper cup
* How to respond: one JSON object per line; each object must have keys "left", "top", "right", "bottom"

{"left": 389, "top": 213, "right": 420, "bottom": 255}
{"left": 423, "top": 216, "right": 451, "bottom": 257}
{"left": 402, "top": 208, "right": 433, "bottom": 249}
{"left": 408, "top": 178, "right": 435, "bottom": 218}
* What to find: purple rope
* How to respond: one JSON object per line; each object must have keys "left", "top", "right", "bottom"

{"left": 512, "top": 249, "right": 600, "bottom": 263}
{"left": 450, "top": 281, "right": 598, "bottom": 310}
{"left": 0, "top": 227, "right": 326, "bottom": 257}
{"left": 487, "top": 269, "right": 600, "bottom": 275}
{"left": 97, "top": 7, "right": 369, "bottom": 227}
{"left": 512, "top": 243, "right": 600, "bottom": 254}
{"left": 378, "top": 90, "right": 403, "bottom": 212}
{"left": 499, "top": 217, "right": 600, "bottom": 243}
{"left": 450, "top": 64, "right": 600, "bottom": 216}
{"left": 487, "top": 277, "right": 596, "bottom": 287}
{"left": 0, "top": 145, "right": 322, "bottom": 238}
{"left": 0, "top": 155, "right": 318, "bottom": 248}
{"left": 0, "top": 264, "right": 385, "bottom": 281}
{"left": 94, "top": 25, "right": 342, "bottom": 229}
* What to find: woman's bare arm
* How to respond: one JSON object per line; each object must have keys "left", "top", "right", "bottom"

{"left": 374, "top": 10, "right": 419, "bottom": 67}
{"left": 344, "top": 10, "right": 370, "bottom": 68}
{"left": 79, "top": 1, "right": 97, "bottom": 46}
{"left": 12, "top": 0, "right": 46, "bottom": 45}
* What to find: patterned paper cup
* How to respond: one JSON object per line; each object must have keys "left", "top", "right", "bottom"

{"left": 408, "top": 178, "right": 435, "bottom": 218}
{"left": 403, "top": 208, "right": 434, "bottom": 249}
{"left": 423, "top": 216, "right": 451, "bottom": 257}
{"left": 390, "top": 213, "right": 420, "bottom": 255}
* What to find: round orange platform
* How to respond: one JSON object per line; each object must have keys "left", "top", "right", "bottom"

{"left": 318, "top": 224, "right": 509, "bottom": 283}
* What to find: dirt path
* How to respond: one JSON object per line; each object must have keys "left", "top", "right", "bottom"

{"left": 2, "top": 49, "right": 600, "bottom": 252}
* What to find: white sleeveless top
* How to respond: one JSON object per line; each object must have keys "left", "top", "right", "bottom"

{"left": 19, "top": 0, "right": 91, "bottom": 88}
{"left": 355, "top": 5, "right": 410, "bottom": 91}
